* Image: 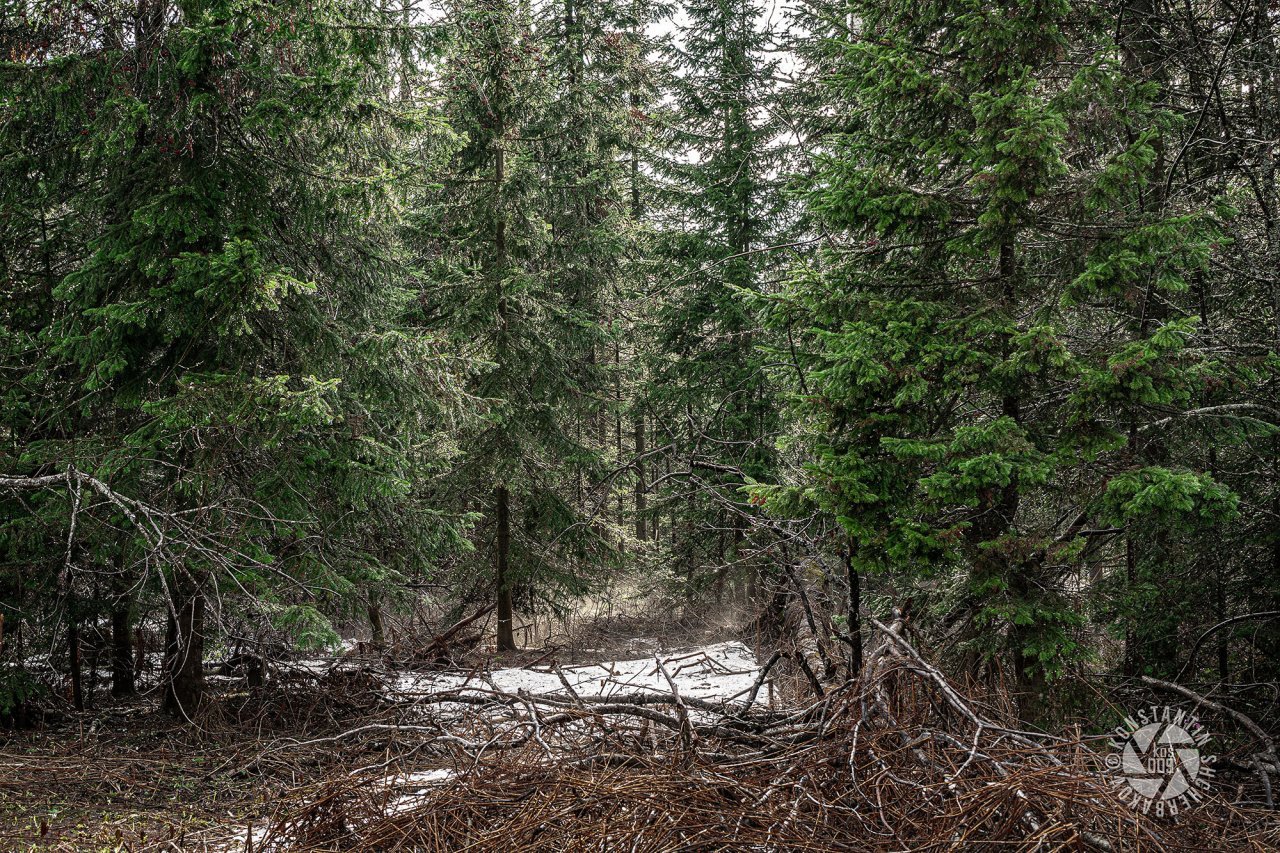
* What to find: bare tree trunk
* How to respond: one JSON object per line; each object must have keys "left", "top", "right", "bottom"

{"left": 634, "top": 413, "right": 646, "bottom": 540}
{"left": 68, "top": 618, "right": 83, "bottom": 712}
{"left": 88, "top": 630, "right": 100, "bottom": 709}
{"left": 1123, "top": 531, "right": 1138, "bottom": 677}
{"left": 133, "top": 625, "right": 146, "bottom": 685}
{"left": 110, "top": 556, "right": 134, "bottom": 698}
{"left": 495, "top": 485, "right": 516, "bottom": 651}
{"left": 110, "top": 604, "right": 133, "bottom": 698}
{"left": 368, "top": 600, "right": 386, "bottom": 649}
{"left": 161, "top": 575, "right": 206, "bottom": 718}
{"left": 845, "top": 538, "right": 862, "bottom": 677}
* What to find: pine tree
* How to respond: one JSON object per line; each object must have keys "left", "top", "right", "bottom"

{"left": 762, "top": 0, "right": 1237, "bottom": 704}
{"left": 0, "top": 0, "right": 463, "bottom": 713}
{"left": 646, "top": 0, "right": 785, "bottom": 600}
{"left": 417, "top": 0, "right": 627, "bottom": 649}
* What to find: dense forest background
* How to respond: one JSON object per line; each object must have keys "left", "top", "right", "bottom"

{"left": 2, "top": 0, "right": 1279, "bottom": 726}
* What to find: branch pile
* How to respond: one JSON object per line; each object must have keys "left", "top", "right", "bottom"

{"left": 239, "top": 618, "right": 1277, "bottom": 851}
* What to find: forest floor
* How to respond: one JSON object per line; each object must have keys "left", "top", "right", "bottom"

{"left": 0, "top": 608, "right": 752, "bottom": 852}
{"left": 3, "top": 604, "right": 1278, "bottom": 851}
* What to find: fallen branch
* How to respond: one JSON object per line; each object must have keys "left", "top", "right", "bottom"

{"left": 1142, "top": 675, "right": 1280, "bottom": 776}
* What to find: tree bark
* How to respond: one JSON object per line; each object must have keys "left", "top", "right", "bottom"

{"left": 110, "top": 604, "right": 133, "bottom": 698}
{"left": 368, "top": 601, "right": 386, "bottom": 649}
{"left": 161, "top": 575, "right": 206, "bottom": 718}
{"left": 1123, "top": 533, "right": 1139, "bottom": 677}
{"left": 68, "top": 618, "right": 83, "bottom": 712}
{"left": 88, "top": 633, "right": 100, "bottom": 710}
{"left": 110, "top": 556, "right": 134, "bottom": 698}
{"left": 634, "top": 414, "right": 646, "bottom": 540}
{"left": 845, "top": 538, "right": 863, "bottom": 677}
{"left": 495, "top": 485, "right": 516, "bottom": 651}
{"left": 133, "top": 625, "right": 146, "bottom": 684}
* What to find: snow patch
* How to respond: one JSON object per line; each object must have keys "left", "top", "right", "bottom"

{"left": 205, "top": 640, "right": 768, "bottom": 850}
{"left": 388, "top": 640, "right": 765, "bottom": 707}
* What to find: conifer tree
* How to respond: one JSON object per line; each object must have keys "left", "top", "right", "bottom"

{"left": 0, "top": 0, "right": 463, "bottom": 713}
{"left": 646, "top": 0, "right": 785, "bottom": 598}
{"left": 762, "top": 0, "right": 1238, "bottom": 700}
{"left": 418, "top": 0, "right": 622, "bottom": 649}
{"left": 536, "top": 0, "right": 649, "bottom": 529}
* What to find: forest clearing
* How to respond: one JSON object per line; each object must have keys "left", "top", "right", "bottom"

{"left": 5, "top": 0, "right": 1280, "bottom": 848}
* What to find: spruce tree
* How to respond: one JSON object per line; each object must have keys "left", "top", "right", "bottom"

{"left": 0, "top": 0, "right": 462, "bottom": 712}
{"left": 763, "top": 0, "right": 1237, "bottom": 702}
{"left": 417, "top": 0, "right": 624, "bottom": 649}
{"left": 646, "top": 0, "right": 785, "bottom": 599}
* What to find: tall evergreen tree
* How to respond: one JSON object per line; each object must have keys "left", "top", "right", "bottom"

{"left": 536, "top": 0, "right": 649, "bottom": 531}
{"left": 417, "top": 0, "right": 625, "bottom": 649}
{"left": 646, "top": 0, "right": 785, "bottom": 599}
{"left": 762, "top": 0, "right": 1238, "bottom": 703}
{"left": 0, "top": 0, "right": 463, "bottom": 713}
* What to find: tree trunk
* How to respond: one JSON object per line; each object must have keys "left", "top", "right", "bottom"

{"left": 110, "top": 605, "right": 134, "bottom": 698}
{"left": 88, "top": 633, "right": 100, "bottom": 710}
{"left": 1123, "top": 532, "right": 1139, "bottom": 677}
{"left": 845, "top": 538, "right": 863, "bottom": 677}
{"left": 615, "top": 338, "right": 624, "bottom": 521}
{"left": 495, "top": 485, "right": 516, "bottom": 651}
{"left": 161, "top": 575, "right": 206, "bottom": 718}
{"left": 368, "top": 601, "right": 386, "bottom": 650}
{"left": 110, "top": 562, "right": 134, "bottom": 698}
{"left": 634, "top": 414, "right": 647, "bottom": 540}
{"left": 989, "top": 239, "right": 1038, "bottom": 710}
{"left": 68, "top": 618, "right": 83, "bottom": 712}
{"left": 133, "top": 625, "right": 146, "bottom": 684}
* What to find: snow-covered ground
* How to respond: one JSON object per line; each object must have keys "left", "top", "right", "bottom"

{"left": 388, "top": 640, "right": 766, "bottom": 706}
{"left": 206, "top": 640, "right": 768, "bottom": 850}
